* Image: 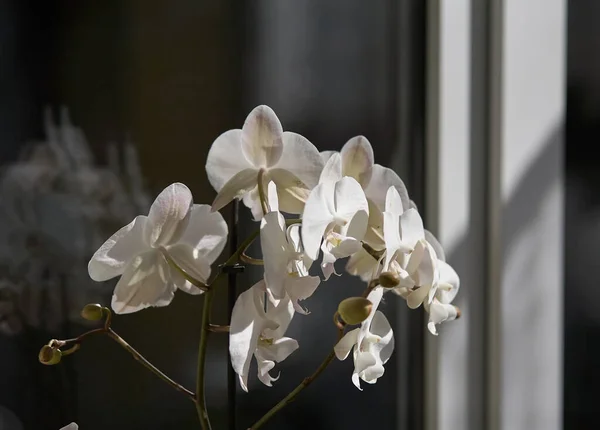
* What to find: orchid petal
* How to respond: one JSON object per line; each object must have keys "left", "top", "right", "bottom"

{"left": 437, "top": 260, "right": 460, "bottom": 303}
{"left": 363, "top": 199, "right": 385, "bottom": 248}
{"left": 284, "top": 275, "right": 321, "bottom": 314}
{"left": 255, "top": 353, "right": 277, "bottom": 387}
{"left": 267, "top": 181, "right": 279, "bottom": 212}
{"left": 366, "top": 165, "right": 410, "bottom": 211}
{"left": 261, "top": 211, "right": 290, "bottom": 299}
{"left": 369, "top": 311, "right": 395, "bottom": 365}
{"left": 88, "top": 215, "right": 148, "bottom": 281}
{"left": 269, "top": 168, "right": 311, "bottom": 215}
{"left": 211, "top": 168, "right": 258, "bottom": 212}
{"left": 260, "top": 337, "right": 299, "bottom": 363}
{"left": 427, "top": 300, "right": 459, "bottom": 335}
{"left": 352, "top": 351, "right": 377, "bottom": 390}
{"left": 166, "top": 244, "right": 211, "bottom": 285}
{"left": 319, "top": 152, "right": 343, "bottom": 184}
{"left": 276, "top": 132, "right": 324, "bottom": 188}
{"left": 229, "top": 280, "right": 275, "bottom": 392}
{"left": 320, "top": 150, "right": 337, "bottom": 165}
{"left": 241, "top": 105, "right": 283, "bottom": 168}
{"left": 346, "top": 248, "right": 380, "bottom": 282}
{"left": 425, "top": 229, "right": 446, "bottom": 262}
{"left": 205, "top": 129, "right": 253, "bottom": 192}
{"left": 145, "top": 183, "right": 193, "bottom": 247}
{"left": 177, "top": 204, "right": 228, "bottom": 264}
{"left": 334, "top": 176, "right": 369, "bottom": 223}
{"left": 242, "top": 186, "right": 264, "bottom": 220}
{"left": 264, "top": 295, "right": 295, "bottom": 339}
{"left": 334, "top": 328, "right": 360, "bottom": 360}
{"left": 301, "top": 182, "right": 335, "bottom": 260}
{"left": 400, "top": 209, "right": 425, "bottom": 248}
{"left": 340, "top": 136, "right": 374, "bottom": 187}
{"left": 384, "top": 186, "right": 404, "bottom": 217}
{"left": 111, "top": 251, "right": 175, "bottom": 314}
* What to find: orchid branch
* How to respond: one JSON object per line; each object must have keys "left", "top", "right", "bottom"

{"left": 195, "top": 226, "right": 261, "bottom": 429}
{"left": 106, "top": 328, "right": 196, "bottom": 400}
{"left": 248, "top": 326, "right": 346, "bottom": 430}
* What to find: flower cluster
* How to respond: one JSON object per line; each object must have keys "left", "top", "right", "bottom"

{"left": 86, "top": 105, "right": 460, "bottom": 400}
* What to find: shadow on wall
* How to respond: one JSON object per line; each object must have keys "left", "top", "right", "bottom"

{"left": 440, "top": 122, "right": 563, "bottom": 430}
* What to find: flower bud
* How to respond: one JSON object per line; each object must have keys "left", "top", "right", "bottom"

{"left": 337, "top": 297, "right": 373, "bottom": 325}
{"left": 81, "top": 303, "right": 104, "bottom": 321}
{"left": 39, "top": 345, "right": 62, "bottom": 365}
{"left": 454, "top": 306, "right": 462, "bottom": 319}
{"left": 379, "top": 272, "right": 400, "bottom": 289}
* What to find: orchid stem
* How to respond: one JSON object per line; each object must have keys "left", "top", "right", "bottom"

{"left": 257, "top": 169, "right": 269, "bottom": 216}
{"left": 248, "top": 327, "right": 346, "bottom": 429}
{"left": 106, "top": 328, "right": 195, "bottom": 400}
{"left": 194, "top": 225, "right": 261, "bottom": 429}
{"left": 196, "top": 288, "right": 215, "bottom": 429}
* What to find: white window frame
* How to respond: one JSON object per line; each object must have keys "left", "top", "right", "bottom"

{"left": 423, "top": 1, "right": 565, "bottom": 430}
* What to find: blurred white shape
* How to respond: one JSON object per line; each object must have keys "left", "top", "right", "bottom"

{"left": 0, "top": 107, "right": 150, "bottom": 334}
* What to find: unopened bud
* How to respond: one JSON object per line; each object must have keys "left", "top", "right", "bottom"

{"left": 454, "top": 306, "right": 462, "bottom": 319}
{"left": 379, "top": 272, "right": 400, "bottom": 289}
{"left": 39, "top": 345, "right": 62, "bottom": 365}
{"left": 81, "top": 303, "right": 104, "bottom": 321}
{"left": 337, "top": 297, "right": 373, "bottom": 325}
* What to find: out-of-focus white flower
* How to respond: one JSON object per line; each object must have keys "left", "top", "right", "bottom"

{"left": 425, "top": 253, "right": 460, "bottom": 335}
{"left": 229, "top": 280, "right": 299, "bottom": 391}
{"left": 60, "top": 424, "right": 78, "bottom": 430}
{"left": 334, "top": 287, "right": 394, "bottom": 389}
{"left": 261, "top": 211, "right": 320, "bottom": 313}
{"left": 88, "top": 183, "right": 228, "bottom": 314}
{"left": 206, "top": 105, "right": 323, "bottom": 219}
{"left": 301, "top": 177, "right": 369, "bottom": 279}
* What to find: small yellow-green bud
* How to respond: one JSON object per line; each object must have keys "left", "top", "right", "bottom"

{"left": 337, "top": 297, "right": 373, "bottom": 325}
{"left": 39, "top": 345, "right": 62, "bottom": 365}
{"left": 379, "top": 271, "right": 400, "bottom": 289}
{"left": 81, "top": 303, "right": 104, "bottom": 321}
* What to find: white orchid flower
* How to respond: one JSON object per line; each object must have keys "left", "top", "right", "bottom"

{"left": 230, "top": 280, "right": 299, "bottom": 391}
{"left": 88, "top": 183, "right": 228, "bottom": 314}
{"left": 334, "top": 287, "right": 395, "bottom": 389}
{"left": 301, "top": 176, "right": 369, "bottom": 279}
{"left": 60, "top": 424, "right": 78, "bottom": 430}
{"left": 261, "top": 210, "right": 320, "bottom": 313}
{"left": 206, "top": 105, "right": 323, "bottom": 219}
{"left": 318, "top": 137, "right": 410, "bottom": 250}
{"left": 424, "top": 250, "right": 460, "bottom": 335}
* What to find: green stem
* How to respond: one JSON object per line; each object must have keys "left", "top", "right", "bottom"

{"left": 257, "top": 169, "right": 269, "bottom": 216}
{"left": 194, "top": 227, "right": 261, "bottom": 429}
{"left": 106, "top": 328, "right": 195, "bottom": 400}
{"left": 248, "top": 327, "right": 345, "bottom": 429}
{"left": 195, "top": 288, "right": 215, "bottom": 429}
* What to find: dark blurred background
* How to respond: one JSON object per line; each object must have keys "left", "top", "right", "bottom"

{"left": 1, "top": 0, "right": 595, "bottom": 429}
{"left": 0, "top": 1, "right": 426, "bottom": 429}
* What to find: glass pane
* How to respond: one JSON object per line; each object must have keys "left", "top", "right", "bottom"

{"left": 0, "top": 1, "right": 426, "bottom": 429}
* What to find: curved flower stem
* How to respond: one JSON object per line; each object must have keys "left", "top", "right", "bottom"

{"left": 248, "top": 327, "right": 346, "bottom": 430}
{"left": 257, "top": 169, "right": 269, "bottom": 216}
{"left": 106, "top": 328, "right": 196, "bottom": 400}
{"left": 162, "top": 250, "right": 209, "bottom": 292}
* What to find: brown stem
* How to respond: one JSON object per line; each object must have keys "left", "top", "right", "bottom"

{"left": 248, "top": 327, "right": 345, "bottom": 429}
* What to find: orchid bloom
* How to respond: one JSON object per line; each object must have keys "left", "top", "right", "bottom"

{"left": 425, "top": 253, "right": 460, "bottom": 335}
{"left": 205, "top": 105, "right": 323, "bottom": 219}
{"left": 334, "top": 287, "right": 395, "bottom": 389}
{"left": 230, "top": 280, "right": 299, "bottom": 391}
{"left": 320, "top": 137, "right": 410, "bottom": 249}
{"left": 60, "top": 424, "right": 78, "bottom": 430}
{"left": 301, "top": 176, "right": 369, "bottom": 279}
{"left": 261, "top": 211, "right": 320, "bottom": 313}
{"left": 88, "top": 183, "right": 228, "bottom": 314}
